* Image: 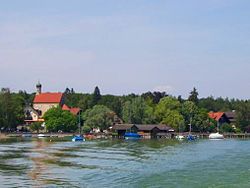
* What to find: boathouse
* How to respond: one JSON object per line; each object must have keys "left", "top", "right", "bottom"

{"left": 112, "top": 124, "right": 174, "bottom": 139}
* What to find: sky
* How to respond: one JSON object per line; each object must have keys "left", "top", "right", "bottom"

{"left": 0, "top": 0, "right": 250, "bottom": 99}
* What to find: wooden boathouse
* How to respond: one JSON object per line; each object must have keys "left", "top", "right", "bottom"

{"left": 112, "top": 124, "right": 175, "bottom": 139}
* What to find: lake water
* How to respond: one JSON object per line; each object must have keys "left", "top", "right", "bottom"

{"left": 0, "top": 137, "right": 249, "bottom": 188}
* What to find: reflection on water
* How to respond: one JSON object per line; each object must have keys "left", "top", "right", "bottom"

{"left": 0, "top": 138, "right": 250, "bottom": 187}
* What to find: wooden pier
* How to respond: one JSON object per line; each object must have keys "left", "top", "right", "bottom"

{"left": 181, "top": 133, "right": 250, "bottom": 139}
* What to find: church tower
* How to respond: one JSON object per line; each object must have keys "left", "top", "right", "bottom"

{"left": 36, "top": 81, "right": 42, "bottom": 95}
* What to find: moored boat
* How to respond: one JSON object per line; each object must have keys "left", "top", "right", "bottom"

{"left": 175, "top": 135, "right": 185, "bottom": 140}
{"left": 22, "top": 132, "right": 32, "bottom": 137}
{"left": 124, "top": 132, "right": 141, "bottom": 140}
{"left": 37, "top": 134, "right": 50, "bottom": 138}
{"left": 72, "top": 135, "right": 85, "bottom": 142}
{"left": 209, "top": 132, "right": 224, "bottom": 139}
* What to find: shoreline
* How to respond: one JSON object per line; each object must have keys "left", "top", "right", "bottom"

{"left": 1, "top": 132, "right": 250, "bottom": 140}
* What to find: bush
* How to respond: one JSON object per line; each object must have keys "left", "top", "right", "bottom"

{"left": 82, "top": 125, "right": 91, "bottom": 133}
{"left": 29, "top": 122, "right": 43, "bottom": 133}
{"left": 221, "top": 123, "right": 235, "bottom": 133}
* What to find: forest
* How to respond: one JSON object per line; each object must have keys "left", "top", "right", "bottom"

{"left": 0, "top": 86, "right": 250, "bottom": 133}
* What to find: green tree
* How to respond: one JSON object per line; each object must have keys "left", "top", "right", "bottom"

{"left": 44, "top": 107, "right": 77, "bottom": 132}
{"left": 83, "top": 105, "right": 114, "bottom": 131}
{"left": 82, "top": 125, "right": 91, "bottom": 133}
{"left": 0, "top": 88, "right": 17, "bottom": 131}
{"left": 77, "top": 94, "right": 92, "bottom": 112}
{"left": 155, "top": 96, "right": 181, "bottom": 121}
{"left": 99, "top": 95, "right": 122, "bottom": 117}
{"left": 155, "top": 96, "right": 184, "bottom": 130}
{"left": 188, "top": 87, "right": 199, "bottom": 104}
{"left": 29, "top": 122, "right": 43, "bottom": 133}
{"left": 91, "top": 86, "right": 101, "bottom": 106}
{"left": 122, "top": 97, "right": 155, "bottom": 124}
{"left": 180, "top": 101, "right": 197, "bottom": 131}
{"left": 161, "top": 109, "right": 184, "bottom": 131}
{"left": 220, "top": 123, "right": 235, "bottom": 133}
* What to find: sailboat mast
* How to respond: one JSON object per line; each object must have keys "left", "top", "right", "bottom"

{"left": 78, "top": 111, "right": 81, "bottom": 135}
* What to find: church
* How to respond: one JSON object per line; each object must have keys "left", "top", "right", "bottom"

{"left": 24, "top": 82, "right": 80, "bottom": 124}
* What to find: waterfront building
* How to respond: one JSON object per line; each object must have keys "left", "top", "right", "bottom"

{"left": 208, "top": 111, "right": 236, "bottom": 124}
{"left": 112, "top": 124, "right": 174, "bottom": 139}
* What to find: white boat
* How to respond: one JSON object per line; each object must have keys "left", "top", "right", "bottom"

{"left": 209, "top": 132, "right": 224, "bottom": 139}
{"left": 175, "top": 135, "right": 185, "bottom": 140}
{"left": 37, "top": 134, "right": 49, "bottom": 138}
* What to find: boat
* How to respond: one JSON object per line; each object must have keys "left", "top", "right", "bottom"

{"left": 209, "top": 132, "right": 224, "bottom": 139}
{"left": 209, "top": 122, "right": 224, "bottom": 140}
{"left": 175, "top": 135, "right": 185, "bottom": 140}
{"left": 22, "top": 132, "right": 32, "bottom": 137}
{"left": 37, "top": 134, "right": 50, "bottom": 138}
{"left": 187, "top": 119, "right": 197, "bottom": 141}
{"left": 72, "top": 135, "right": 85, "bottom": 142}
{"left": 72, "top": 111, "right": 85, "bottom": 142}
{"left": 187, "top": 134, "right": 196, "bottom": 141}
{"left": 124, "top": 132, "right": 141, "bottom": 140}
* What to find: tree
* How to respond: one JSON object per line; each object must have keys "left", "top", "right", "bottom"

{"left": 29, "top": 122, "right": 43, "bottom": 133}
{"left": 155, "top": 96, "right": 184, "bottom": 130}
{"left": 122, "top": 97, "right": 155, "bottom": 124}
{"left": 188, "top": 87, "right": 199, "bottom": 104}
{"left": 78, "top": 94, "right": 92, "bottom": 112}
{"left": 43, "top": 107, "right": 77, "bottom": 132}
{"left": 141, "top": 91, "right": 167, "bottom": 104}
{"left": 161, "top": 109, "right": 184, "bottom": 131}
{"left": 0, "top": 88, "right": 20, "bottom": 131}
{"left": 83, "top": 105, "right": 115, "bottom": 131}
{"left": 99, "top": 95, "right": 123, "bottom": 117}
{"left": 91, "top": 86, "right": 101, "bottom": 106}
{"left": 155, "top": 96, "right": 181, "bottom": 121}
{"left": 180, "top": 101, "right": 197, "bottom": 131}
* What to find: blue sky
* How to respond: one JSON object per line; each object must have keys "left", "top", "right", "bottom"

{"left": 0, "top": 0, "right": 250, "bottom": 99}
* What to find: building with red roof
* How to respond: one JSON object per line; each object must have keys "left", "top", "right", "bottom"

{"left": 208, "top": 112, "right": 230, "bottom": 124}
{"left": 62, "top": 104, "right": 81, "bottom": 115}
{"left": 25, "top": 82, "right": 65, "bottom": 123}
{"left": 24, "top": 82, "right": 83, "bottom": 124}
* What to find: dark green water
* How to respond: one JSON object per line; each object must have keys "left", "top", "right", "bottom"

{"left": 0, "top": 138, "right": 249, "bottom": 188}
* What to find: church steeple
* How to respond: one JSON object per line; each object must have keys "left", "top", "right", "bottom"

{"left": 36, "top": 81, "right": 42, "bottom": 95}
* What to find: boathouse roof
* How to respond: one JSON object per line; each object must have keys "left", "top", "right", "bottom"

{"left": 113, "top": 124, "right": 173, "bottom": 131}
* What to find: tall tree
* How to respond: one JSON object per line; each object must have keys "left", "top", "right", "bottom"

{"left": 122, "top": 97, "right": 155, "bottom": 124}
{"left": 0, "top": 88, "right": 16, "bottom": 131}
{"left": 155, "top": 96, "right": 184, "bottom": 130}
{"left": 92, "top": 86, "right": 101, "bottom": 106}
{"left": 83, "top": 105, "right": 115, "bottom": 130}
{"left": 188, "top": 87, "right": 199, "bottom": 104}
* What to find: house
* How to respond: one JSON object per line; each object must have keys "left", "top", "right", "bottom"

{"left": 208, "top": 111, "right": 236, "bottom": 125}
{"left": 62, "top": 104, "right": 81, "bottom": 116}
{"left": 25, "top": 82, "right": 64, "bottom": 124}
{"left": 112, "top": 124, "right": 174, "bottom": 139}
{"left": 224, "top": 111, "right": 237, "bottom": 124}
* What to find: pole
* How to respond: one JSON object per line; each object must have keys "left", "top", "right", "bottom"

{"left": 79, "top": 111, "right": 81, "bottom": 135}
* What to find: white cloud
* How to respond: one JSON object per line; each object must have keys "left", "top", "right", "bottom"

{"left": 153, "top": 85, "right": 174, "bottom": 93}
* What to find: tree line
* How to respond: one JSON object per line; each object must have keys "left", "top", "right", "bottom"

{"left": 0, "top": 86, "right": 250, "bottom": 133}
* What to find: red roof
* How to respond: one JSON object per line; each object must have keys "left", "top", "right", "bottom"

{"left": 70, "top": 107, "right": 81, "bottom": 115}
{"left": 33, "top": 93, "right": 63, "bottom": 103}
{"left": 62, "top": 104, "right": 81, "bottom": 115}
{"left": 208, "top": 112, "right": 224, "bottom": 121}
{"left": 62, "top": 104, "right": 71, "bottom": 111}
